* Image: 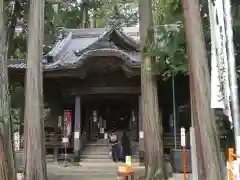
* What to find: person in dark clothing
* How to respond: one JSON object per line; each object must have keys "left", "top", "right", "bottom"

{"left": 120, "top": 129, "right": 131, "bottom": 162}
{"left": 109, "top": 130, "right": 121, "bottom": 162}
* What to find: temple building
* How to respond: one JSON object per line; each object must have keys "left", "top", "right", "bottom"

{"left": 8, "top": 22, "right": 191, "bottom": 163}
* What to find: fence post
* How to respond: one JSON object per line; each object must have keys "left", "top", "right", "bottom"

{"left": 181, "top": 127, "right": 187, "bottom": 180}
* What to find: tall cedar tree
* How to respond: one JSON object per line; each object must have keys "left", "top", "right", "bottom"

{"left": 23, "top": 0, "right": 47, "bottom": 179}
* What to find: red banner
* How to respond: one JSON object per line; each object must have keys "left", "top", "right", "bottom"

{"left": 63, "top": 110, "right": 72, "bottom": 137}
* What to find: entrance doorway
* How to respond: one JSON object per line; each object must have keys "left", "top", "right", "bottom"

{"left": 82, "top": 95, "right": 138, "bottom": 140}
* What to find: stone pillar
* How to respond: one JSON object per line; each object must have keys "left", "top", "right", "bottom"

{"left": 74, "top": 96, "right": 81, "bottom": 162}
{"left": 139, "top": 95, "right": 144, "bottom": 164}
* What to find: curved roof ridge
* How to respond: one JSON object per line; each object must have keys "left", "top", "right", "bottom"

{"left": 47, "top": 32, "right": 72, "bottom": 58}
{"left": 114, "top": 29, "right": 140, "bottom": 50}
{"left": 65, "top": 28, "right": 107, "bottom": 37}
{"left": 44, "top": 48, "right": 140, "bottom": 71}
{"left": 45, "top": 29, "right": 113, "bottom": 70}
{"left": 46, "top": 27, "right": 140, "bottom": 61}
{"left": 72, "top": 27, "right": 115, "bottom": 56}
{"left": 72, "top": 48, "right": 140, "bottom": 68}
{"left": 73, "top": 27, "right": 140, "bottom": 57}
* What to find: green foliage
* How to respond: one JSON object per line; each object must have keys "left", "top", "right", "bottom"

{"left": 10, "top": 108, "right": 21, "bottom": 132}
{"left": 9, "top": 83, "right": 24, "bottom": 109}
{"left": 58, "top": 2, "right": 82, "bottom": 28}
{"left": 144, "top": 0, "right": 187, "bottom": 79}
{"left": 91, "top": 0, "right": 138, "bottom": 27}
{"left": 233, "top": 20, "right": 240, "bottom": 66}
{"left": 9, "top": 83, "right": 24, "bottom": 131}
{"left": 6, "top": 0, "right": 139, "bottom": 59}
{"left": 146, "top": 24, "right": 188, "bottom": 78}
{"left": 148, "top": 1, "right": 240, "bottom": 80}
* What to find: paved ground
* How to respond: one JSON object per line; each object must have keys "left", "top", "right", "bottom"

{"left": 47, "top": 162, "right": 120, "bottom": 180}
{"left": 17, "top": 162, "right": 192, "bottom": 180}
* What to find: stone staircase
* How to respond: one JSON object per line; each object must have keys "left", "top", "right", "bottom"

{"left": 80, "top": 139, "right": 139, "bottom": 163}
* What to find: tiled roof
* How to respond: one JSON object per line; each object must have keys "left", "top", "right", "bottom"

{"left": 8, "top": 60, "right": 26, "bottom": 69}
{"left": 8, "top": 27, "right": 141, "bottom": 71}
{"left": 45, "top": 48, "right": 141, "bottom": 71}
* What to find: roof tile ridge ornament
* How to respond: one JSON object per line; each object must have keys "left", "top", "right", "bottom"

{"left": 105, "top": 5, "right": 124, "bottom": 30}
{"left": 56, "top": 27, "right": 66, "bottom": 42}
{"left": 104, "top": 5, "right": 140, "bottom": 51}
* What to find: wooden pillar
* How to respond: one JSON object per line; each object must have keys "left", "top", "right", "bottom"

{"left": 74, "top": 96, "right": 81, "bottom": 162}
{"left": 139, "top": 95, "right": 144, "bottom": 164}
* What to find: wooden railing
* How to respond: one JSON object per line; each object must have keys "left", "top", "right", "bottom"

{"left": 44, "top": 132, "right": 87, "bottom": 161}
{"left": 45, "top": 133, "right": 65, "bottom": 149}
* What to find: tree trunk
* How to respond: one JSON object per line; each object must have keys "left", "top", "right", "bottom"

{"left": 139, "top": 0, "right": 167, "bottom": 179}
{"left": 82, "top": 5, "right": 90, "bottom": 28}
{"left": 182, "top": 0, "right": 225, "bottom": 179}
{"left": 7, "top": 0, "right": 22, "bottom": 58}
{"left": 0, "top": 135, "right": 7, "bottom": 180}
{"left": 188, "top": 45, "right": 206, "bottom": 179}
{"left": 92, "top": 7, "right": 97, "bottom": 28}
{"left": 0, "top": 1, "right": 17, "bottom": 180}
{"left": 23, "top": 0, "right": 46, "bottom": 179}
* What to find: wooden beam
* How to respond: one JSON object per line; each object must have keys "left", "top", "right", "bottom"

{"left": 72, "top": 86, "right": 141, "bottom": 95}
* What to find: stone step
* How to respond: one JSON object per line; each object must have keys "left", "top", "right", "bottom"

{"left": 82, "top": 146, "right": 140, "bottom": 156}
{"left": 82, "top": 149, "right": 110, "bottom": 154}
{"left": 81, "top": 154, "right": 139, "bottom": 159}
{"left": 81, "top": 154, "right": 110, "bottom": 159}
{"left": 80, "top": 158, "right": 113, "bottom": 163}
{"left": 85, "top": 143, "right": 109, "bottom": 146}
{"left": 82, "top": 153, "right": 140, "bottom": 156}
{"left": 84, "top": 144, "right": 139, "bottom": 149}
{"left": 82, "top": 151, "right": 109, "bottom": 155}
{"left": 82, "top": 151, "right": 139, "bottom": 156}
{"left": 82, "top": 149, "right": 140, "bottom": 155}
{"left": 84, "top": 145, "right": 109, "bottom": 150}
{"left": 80, "top": 158, "right": 139, "bottom": 163}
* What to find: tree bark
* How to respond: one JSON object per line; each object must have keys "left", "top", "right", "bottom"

{"left": 139, "top": 0, "right": 167, "bottom": 179}
{"left": 7, "top": 0, "right": 22, "bottom": 58}
{"left": 0, "top": 1, "right": 17, "bottom": 180}
{"left": 23, "top": 0, "right": 46, "bottom": 179}
{"left": 82, "top": 3, "right": 90, "bottom": 28}
{"left": 188, "top": 43, "right": 206, "bottom": 180}
{"left": 182, "top": 0, "right": 225, "bottom": 179}
{"left": 92, "top": 7, "right": 97, "bottom": 28}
